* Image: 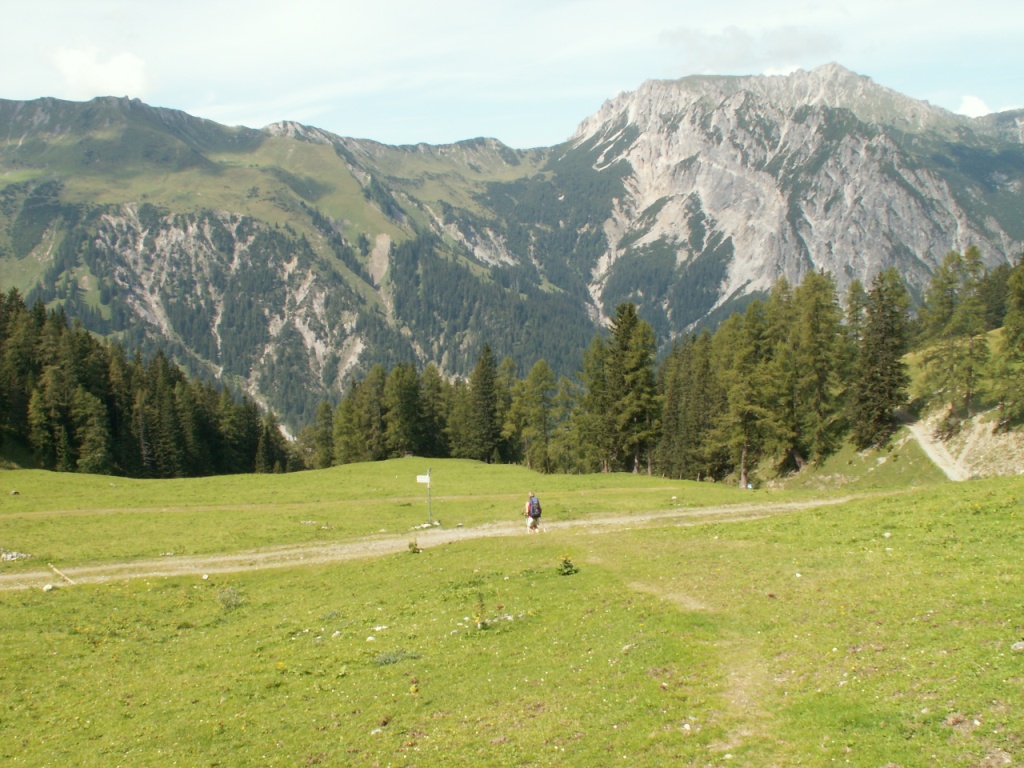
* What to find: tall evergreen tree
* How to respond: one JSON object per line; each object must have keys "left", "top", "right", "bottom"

{"left": 573, "top": 335, "right": 616, "bottom": 472}
{"left": 655, "top": 338, "right": 690, "bottom": 478}
{"left": 462, "top": 344, "right": 501, "bottom": 462}
{"left": 506, "top": 359, "right": 556, "bottom": 472}
{"left": 383, "top": 362, "right": 424, "bottom": 457}
{"left": 607, "top": 304, "right": 659, "bottom": 473}
{"left": 495, "top": 356, "right": 519, "bottom": 463}
{"left": 332, "top": 395, "right": 367, "bottom": 465}
{"left": 419, "top": 363, "right": 450, "bottom": 458}
{"left": 310, "top": 400, "right": 335, "bottom": 469}
{"left": 759, "top": 279, "right": 799, "bottom": 469}
{"left": 790, "top": 271, "right": 846, "bottom": 463}
{"left": 255, "top": 412, "right": 288, "bottom": 473}
{"left": 71, "top": 385, "right": 112, "bottom": 474}
{"left": 710, "top": 302, "right": 773, "bottom": 486}
{"left": 850, "top": 268, "right": 910, "bottom": 448}
{"left": 656, "top": 331, "right": 726, "bottom": 480}
{"left": 445, "top": 379, "right": 474, "bottom": 459}
{"left": 356, "top": 365, "right": 388, "bottom": 461}
{"left": 547, "top": 375, "right": 582, "bottom": 474}
{"left": 920, "top": 246, "right": 990, "bottom": 418}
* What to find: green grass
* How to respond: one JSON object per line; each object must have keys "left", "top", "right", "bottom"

{"left": 0, "top": 459, "right": 756, "bottom": 568}
{"left": 1, "top": 461, "right": 1023, "bottom": 766}
{"left": 778, "top": 425, "right": 948, "bottom": 491}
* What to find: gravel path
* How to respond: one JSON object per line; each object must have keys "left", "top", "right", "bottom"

{"left": 898, "top": 410, "right": 968, "bottom": 481}
{"left": 0, "top": 495, "right": 873, "bottom": 591}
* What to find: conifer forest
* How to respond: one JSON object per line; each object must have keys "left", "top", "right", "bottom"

{"left": 7, "top": 247, "right": 1016, "bottom": 482}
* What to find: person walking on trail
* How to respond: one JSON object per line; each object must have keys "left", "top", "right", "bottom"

{"left": 524, "top": 492, "right": 542, "bottom": 533}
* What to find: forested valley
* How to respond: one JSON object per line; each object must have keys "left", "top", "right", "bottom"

{"left": 2, "top": 247, "right": 1022, "bottom": 482}
{"left": 297, "top": 248, "right": 1024, "bottom": 483}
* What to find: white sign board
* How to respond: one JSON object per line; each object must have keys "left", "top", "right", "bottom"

{"left": 416, "top": 474, "right": 430, "bottom": 485}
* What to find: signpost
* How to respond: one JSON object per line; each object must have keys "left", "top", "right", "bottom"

{"left": 416, "top": 468, "right": 432, "bottom": 524}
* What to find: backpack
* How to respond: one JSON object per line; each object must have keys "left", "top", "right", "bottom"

{"left": 528, "top": 497, "right": 542, "bottom": 518}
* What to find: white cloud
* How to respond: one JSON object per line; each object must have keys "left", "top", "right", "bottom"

{"left": 956, "top": 95, "right": 992, "bottom": 118}
{"left": 659, "top": 25, "right": 842, "bottom": 76}
{"left": 0, "top": 0, "right": 1016, "bottom": 146}
{"left": 50, "top": 47, "right": 147, "bottom": 99}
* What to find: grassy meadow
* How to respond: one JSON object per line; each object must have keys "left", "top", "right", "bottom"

{"left": 1, "top": 456, "right": 1023, "bottom": 766}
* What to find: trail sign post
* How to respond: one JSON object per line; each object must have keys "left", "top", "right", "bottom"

{"left": 416, "top": 468, "right": 431, "bottom": 524}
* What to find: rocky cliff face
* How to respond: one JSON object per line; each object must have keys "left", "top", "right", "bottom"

{"left": 565, "top": 64, "right": 1023, "bottom": 327}
{"left": 87, "top": 206, "right": 370, "bottom": 424}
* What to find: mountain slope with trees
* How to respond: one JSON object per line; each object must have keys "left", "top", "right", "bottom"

{"left": 1, "top": 65, "right": 1023, "bottom": 435}
{"left": 295, "top": 253, "right": 1023, "bottom": 484}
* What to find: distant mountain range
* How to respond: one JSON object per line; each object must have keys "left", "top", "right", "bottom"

{"left": 2, "top": 63, "right": 1022, "bottom": 429}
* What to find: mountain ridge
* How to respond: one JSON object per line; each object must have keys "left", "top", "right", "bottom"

{"left": 2, "top": 65, "right": 1022, "bottom": 430}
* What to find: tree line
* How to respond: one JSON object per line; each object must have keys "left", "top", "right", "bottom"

{"left": 0, "top": 289, "right": 292, "bottom": 477}
{"left": 296, "top": 251, "right": 1024, "bottom": 483}
{"left": 3, "top": 247, "right": 1021, "bottom": 482}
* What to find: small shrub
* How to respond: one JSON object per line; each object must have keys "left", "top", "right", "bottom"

{"left": 408, "top": 540, "right": 421, "bottom": 554}
{"left": 557, "top": 555, "right": 579, "bottom": 576}
{"left": 217, "top": 586, "right": 244, "bottom": 611}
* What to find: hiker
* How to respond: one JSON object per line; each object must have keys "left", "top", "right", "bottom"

{"left": 524, "top": 491, "right": 541, "bottom": 533}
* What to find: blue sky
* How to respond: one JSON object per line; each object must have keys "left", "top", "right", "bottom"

{"left": 4, "top": 0, "right": 1021, "bottom": 148}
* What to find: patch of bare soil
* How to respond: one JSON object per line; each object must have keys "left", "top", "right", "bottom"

{"left": 911, "top": 408, "right": 1024, "bottom": 481}
{"left": 0, "top": 495, "right": 873, "bottom": 592}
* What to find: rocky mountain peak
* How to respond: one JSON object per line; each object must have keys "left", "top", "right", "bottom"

{"left": 574, "top": 63, "right": 958, "bottom": 145}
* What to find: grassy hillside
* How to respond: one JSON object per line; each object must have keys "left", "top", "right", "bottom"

{"left": 2, "top": 460, "right": 1022, "bottom": 766}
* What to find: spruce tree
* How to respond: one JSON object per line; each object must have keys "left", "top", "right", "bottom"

{"left": 507, "top": 359, "right": 555, "bottom": 472}
{"left": 419, "top": 363, "right": 450, "bottom": 458}
{"left": 332, "top": 395, "right": 367, "bottom": 465}
{"left": 920, "top": 247, "right": 990, "bottom": 418}
{"left": 464, "top": 344, "right": 500, "bottom": 462}
{"left": 850, "top": 268, "right": 910, "bottom": 448}
{"left": 357, "top": 365, "right": 388, "bottom": 461}
{"left": 574, "top": 335, "right": 615, "bottom": 472}
{"left": 710, "top": 302, "right": 772, "bottom": 487}
{"left": 609, "top": 304, "right": 659, "bottom": 474}
{"left": 311, "top": 400, "right": 335, "bottom": 469}
{"left": 790, "top": 271, "right": 845, "bottom": 463}
{"left": 383, "top": 362, "right": 424, "bottom": 457}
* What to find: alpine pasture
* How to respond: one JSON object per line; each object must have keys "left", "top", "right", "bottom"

{"left": 1, "top": 457, "right": 1022, "bottom": 766}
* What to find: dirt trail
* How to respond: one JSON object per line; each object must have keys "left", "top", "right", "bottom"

{"left": 0, "top": 495, "right": 873, "bottom": 591}
{"left": 898, "top": 411, "right": 968, "bottom": 481}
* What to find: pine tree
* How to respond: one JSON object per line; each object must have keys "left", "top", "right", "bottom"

{"left": 608, "top": 304, "right": 659, "bottom": 473}
{"left": 419, "top": 363, "right": 450, "bottom": 458}
{"left": 445, "top": 379, "right": 474, "bottom": 459}
{"left": 790, "top": 271, "right": 845, "bottom": 463}
{"left": 920, "top": 247, "right": 990, "bottom": 419}
{"left": 710, "top": 302, "right": 773, "bottom": 487}
{"left": 547, "top": 375, "right": 582, "bottom": 473}
{"left": 850, "top": 268, "right": 910, "bottom": 448}
{"left": 507, "top": 359, "right": 555, "bottom": 472}
{"left": 357, "top": 365, "right": 388, "bottom": 461}
{"left": 495, "top": 356, "right": 518, "bottom": 463}
{"left": 310, "top": 400, "right": 335, "bottom": 469}
{"left": 463, "top": 344, "right": 500, "bottom": 462}
{"left": 255, "top": 412, "right": 287, "bottom": 473}
{"left": 71, "top": 385, "right": 112, "bottom": 474}
{"left": 654, "top": 339, "right": 689, "bottom": 478}
{"left": 573, "top": 335, "right": 616, "bottom": 472}
{"left": 383, "top": 363, "right": 424, "bottom": 457}
{"left": 759, "top": 279, "right": 799, "bottom": 469}
{"left": 332, "top": 395, "right": 367, "bottom": 465}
